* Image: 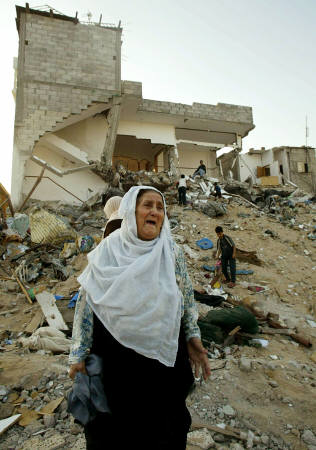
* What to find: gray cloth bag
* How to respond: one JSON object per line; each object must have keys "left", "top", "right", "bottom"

{"left": 67, "top": 354, "right": 111, "bottom": 425}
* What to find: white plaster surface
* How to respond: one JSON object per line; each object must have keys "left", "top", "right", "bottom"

{"left": 239, "top": 153, "right": 261, "bottom": 181}
{"left": 118, "top": 120, "right": 176, "bottom": 145}
{"left": 55, "top": 117, "right": 109, "bottom": 161}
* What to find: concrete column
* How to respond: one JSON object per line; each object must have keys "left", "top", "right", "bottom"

{"left": 168, "top": 146, "right": 179, "bottom": 176}
{"left": 281, "top": 149, "right": 290, "bottom": 182}
{"left": 236, "top": 134, "right": 242, "bottom": 150}
{"left": 209, "top": 150, "right": 219, "bottom": 178}
{"left": 11, "top": 146, "right": 28, "bottom": 208}
{"left": 163, "top": 149, "right": 169, "bottom": 171}
{"left": 236, "top": 153, "right": 241, "bottom": 181}
{"left": 101, "top": 97, "right": 122, "bottom": 167}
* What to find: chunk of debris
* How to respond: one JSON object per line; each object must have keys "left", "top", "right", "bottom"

{"left": 29, "top": 207, "right": 77, "bottom": 244}
{"left": 19, "top": 327, "right": 70, "bottom": 353}
{"left": 35, "top": 292, "right": 68, "bottom": 331}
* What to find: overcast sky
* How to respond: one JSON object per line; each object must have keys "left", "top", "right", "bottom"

{"left": 1, "top": 0, "right": 315, "bottom": 192}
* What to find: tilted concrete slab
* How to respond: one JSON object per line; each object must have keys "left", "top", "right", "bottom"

{"left": 38, "top": 134, "right": 89, "bottom": 164}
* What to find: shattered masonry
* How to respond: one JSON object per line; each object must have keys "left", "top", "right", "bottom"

{"left": 219, "top": 146, "right": 316, "bottom": 193}
{"left": 12, "top": 4, "right": 254, "bottom": 208}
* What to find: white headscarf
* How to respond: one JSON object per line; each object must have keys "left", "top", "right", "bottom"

{"left": 78, "top": 186, "right": 182, "bottom": 367}
{"left": 103, "top": 196, "right": 122, "bottom": 220}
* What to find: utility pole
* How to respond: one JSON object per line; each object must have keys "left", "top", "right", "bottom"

{"left": 305, "top": 115, "right": 309, "bottom": 148}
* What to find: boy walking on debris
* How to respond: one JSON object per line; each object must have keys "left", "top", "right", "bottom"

{"left": 177, "top": 174, "right": 187, "bottom": 206}
{"left": 215, "top": 226, "right": 236, "bottom": 288}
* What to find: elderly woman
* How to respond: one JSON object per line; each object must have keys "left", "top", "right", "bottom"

{"left": 69, "top": 186, "right": 210, "bottom": 450}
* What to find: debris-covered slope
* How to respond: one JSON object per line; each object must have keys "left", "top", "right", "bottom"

{"left": 0, "top": 177, "right": 315, "bottom": 449}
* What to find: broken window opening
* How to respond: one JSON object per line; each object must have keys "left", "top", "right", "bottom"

{"left": 297, "top": 162, "right": 308, "bottom": 173}
{"left": 257, "top": 166, "right": 270, "bottom": 177}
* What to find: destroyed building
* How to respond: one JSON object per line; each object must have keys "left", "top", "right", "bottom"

{"left": 11, "top": 4, "right": 254, "bottom": 208}
{"left": 219, "top": 146, "right": 316, "bottom": 192}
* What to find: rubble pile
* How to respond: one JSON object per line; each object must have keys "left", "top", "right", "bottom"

{"left": 0, "top": 366, "right": 84, "bottom": 450}
{"left": 0, "top": 175, "right": 315, "bottom": 449}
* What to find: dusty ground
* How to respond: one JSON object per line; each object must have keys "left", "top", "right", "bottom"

{"left": 174, "top": 200, "right": 316, "bottom": 449}
{"left": 0, "top": 197, "right": 315, "bottom": 449}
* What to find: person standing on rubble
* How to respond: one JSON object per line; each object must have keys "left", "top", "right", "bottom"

{"left": 193, "top": 160, "right": 206, "bottom": 178}
{"left": 177, "top": 174, "right": 187, "bottom": 206}
{"left": 215, "top": 226, "right": 236, "bottom": 288}
{"left": 69, "top": 185, "right": 211, "bottom": 450}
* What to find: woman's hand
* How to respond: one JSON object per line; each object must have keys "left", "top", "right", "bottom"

{"left": 187, "top": 337, "right": 211, "bottom": 381}
{"left": 69, "top": 361, "right": 87, "bottom": 380}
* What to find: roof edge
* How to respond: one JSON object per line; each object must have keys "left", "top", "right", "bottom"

{"left": 16, "top": 4, "right": 79, "bottom": 32}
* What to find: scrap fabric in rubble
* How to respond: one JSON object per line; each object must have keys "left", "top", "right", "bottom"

{"left": 0, "top": 172, "right": 315, "bottom": 450}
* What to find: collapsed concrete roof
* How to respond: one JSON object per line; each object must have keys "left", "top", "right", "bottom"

{"left": 121, "top": 81, "right": 254, "bottom": 147}
{"left": 11, "top": 3, "right": 255, "bottom": 207}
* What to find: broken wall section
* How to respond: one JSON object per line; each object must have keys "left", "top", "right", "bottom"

{"left": 12, "top": 6, "right": 122, "bottom": 207}
{"left": 273, "top": 147, "right": 316, "bottom": 193}
{"left": 23, "top": 116, "right": 111, "bottom": 203}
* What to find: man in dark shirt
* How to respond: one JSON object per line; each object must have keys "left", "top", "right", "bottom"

{"left": 215, "top": 226, "right": 236, "bottom": 287}
{"left": 193, "top": 160, "right": 206, "bottom": 178}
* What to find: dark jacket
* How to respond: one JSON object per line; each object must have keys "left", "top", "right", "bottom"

{"left": 197, "top": 164, "right": 206, "bottom": 172}
{"left": 216, "top": 234, "right": 235, "bottom": 255}
{"left": 67, "top": 354, "right": 111, "bottom": 425}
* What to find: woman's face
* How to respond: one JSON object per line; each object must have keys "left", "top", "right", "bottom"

{"left": 136, "top": 191, "right": 165, "bottom": 241}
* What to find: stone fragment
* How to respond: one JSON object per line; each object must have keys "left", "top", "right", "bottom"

{"left": 230, "top": 443, "right": 245, "bottom": 450}
{"left": 20, "top": 390, "right": 29, "bottom": 400}
{"left": 0, "top": 403, "right": 15, "bottom": 419}
{"left": 247, "top": 430, "right": 255, "bottom": 448}
{"left": 70, "top": 423, "right": 83, "bottom": 435}
{"left": 222, "top": 405, "right": 236, "bottom": 417}
{"left": 187, "top": 428, "right": 215, "bottom": 449}
{"left": 24, "top": 421, "right": 43, "bottom": 435}
{"left": 240, "top": 357, "right": 252, "bottom": 372}
{"left": 213, "top": 433, "right": 226, "bottom": 443}
{"left": 43, "top": 414, "right": 56, "bottom": 427}
{"left": 6, "top": 281, "right": 18, "bottom": 292}
{"left": 310, "top": 352, "right": 316, "bottom": 364}
{"left": 59, "top": 410, "right": 68, "bottom": 420}
{"left": 261, "top": 434, "right": 269, "bottom": 445}
{"left": 302, "top": 430, "right": 316, "bottom": 446}
{"left": 0, "top": 385, "right": 9, "bottom": 396}
{"left": 265, "top": 362, "right": 277, "bottom": 370}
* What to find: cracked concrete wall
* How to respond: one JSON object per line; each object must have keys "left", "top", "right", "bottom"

{"left": 12, "top": 8, "right": 121, "bottom": 206}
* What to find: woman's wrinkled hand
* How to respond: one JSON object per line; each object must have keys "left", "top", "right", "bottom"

{"left": 69, "top": 361, "right": 87, "bottom": 380}
{"left": 187, "top": 337, "right": 211, "bottom": 381}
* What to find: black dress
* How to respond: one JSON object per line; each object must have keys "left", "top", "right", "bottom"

{"left": 84, "top": 313, "right": 194, "bottom": 450}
